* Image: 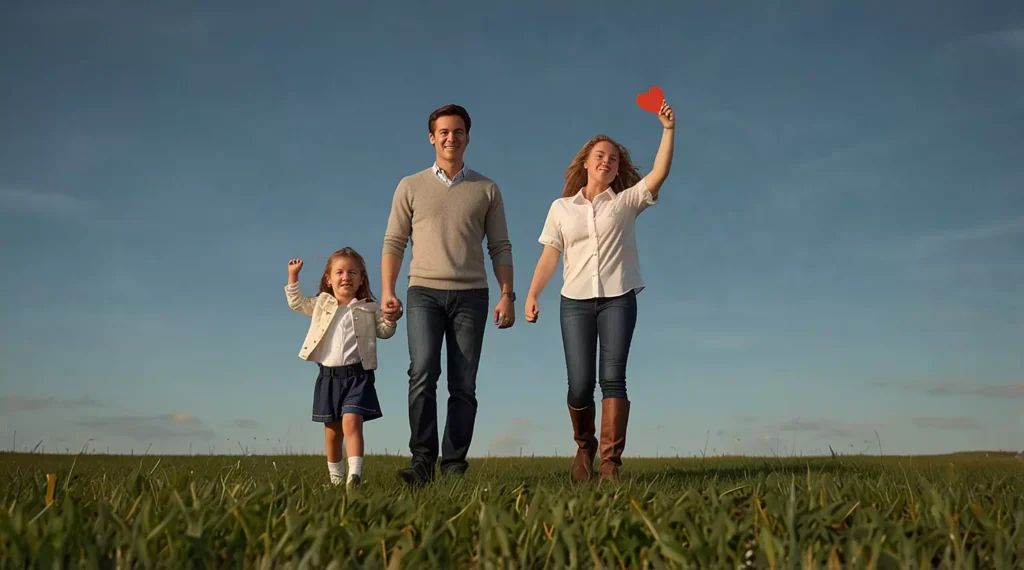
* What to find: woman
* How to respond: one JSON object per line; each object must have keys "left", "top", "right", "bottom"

{"left": 525, "top": 99, "right": 675, "bottom": 483}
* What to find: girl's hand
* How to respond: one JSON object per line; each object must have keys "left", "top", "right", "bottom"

{"left": 658, "top": 100, "right": 675, "bottom": 130}
{"left": 287, "top": 258, "right": 303, "bottom": 276}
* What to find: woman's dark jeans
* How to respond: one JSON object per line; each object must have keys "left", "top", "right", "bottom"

{"left": 559, "top": 290, "right": 638, "bottom": 409}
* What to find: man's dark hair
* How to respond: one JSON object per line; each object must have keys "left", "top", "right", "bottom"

{"left": 428, "top": 104, "right": 471, "bottom": 134}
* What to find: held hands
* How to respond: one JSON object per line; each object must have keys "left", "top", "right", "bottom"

{"left": 658, "top": 100, "right": 675, "bottom": 130}
{"left": 381, "top": 293, "right": 404, "bottom": 323}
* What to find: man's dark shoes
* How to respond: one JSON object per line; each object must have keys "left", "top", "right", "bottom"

{"left": 440, "top": 464, "right": 467, "bottom": 478}
{"left": 398, "top": 461, "right": 433, "bottom": 487}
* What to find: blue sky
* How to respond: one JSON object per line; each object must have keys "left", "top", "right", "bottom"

{"left": 2, "top": 1, "right": 1022, "bottom": 458}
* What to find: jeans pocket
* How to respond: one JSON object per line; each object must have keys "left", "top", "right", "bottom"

{"left": 465, "top": 288, "right": 489, "bottom": 306}
{"left": 406, "top": 286, "right": 433, "bottom": 310}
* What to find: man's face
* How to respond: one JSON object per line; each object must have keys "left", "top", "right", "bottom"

{"left": 429, "top": 115, "right": 469, "bottom": 164}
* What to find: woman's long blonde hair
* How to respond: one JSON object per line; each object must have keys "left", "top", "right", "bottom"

{"left": 561, "top": 134, "right": 642, "bottom": 198}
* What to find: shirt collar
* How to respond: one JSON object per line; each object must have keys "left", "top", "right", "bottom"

{"left": 324, "top": 294, "right": 361, "bottom": 308}
{"left": 571, "top": 187, "right": 614, "bottom": 204}
{"left": 433, "top": 162, "right": 469, "bottom": 187}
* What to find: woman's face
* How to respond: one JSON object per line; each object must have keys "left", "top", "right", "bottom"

{"left": 585, "top": 141, "right": 619, "bottom": 188}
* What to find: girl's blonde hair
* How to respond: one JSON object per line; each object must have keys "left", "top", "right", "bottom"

{"left": 562, "top": 134, "right": 642, "bottom": 198}
{"left": 319, "top": 247, "right": 376, "bottom": 302}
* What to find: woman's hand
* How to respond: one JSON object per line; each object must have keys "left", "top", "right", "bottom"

{"left": 525, "top": 295, "right": 540, "bottom": 323}
{"left": 657, "top": 100, "right": 675, "bottom": 130}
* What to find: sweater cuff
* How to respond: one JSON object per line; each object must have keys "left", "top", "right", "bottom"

{"left": 491, "top": 252, "right": 514, "bottom": 268}
{"left": 382, "top": 236, "right": 408, "bottom": 259}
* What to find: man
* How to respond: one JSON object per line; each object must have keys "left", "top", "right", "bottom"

{"left": 381, "top": 104, "right": 516, "bottom": 485}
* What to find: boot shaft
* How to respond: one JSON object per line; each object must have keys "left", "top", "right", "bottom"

{"left": 569, "top": 404, "right": 598, "bottom": 452}
{"left": 599, "top": 398, "right": 631, "bottom": 480}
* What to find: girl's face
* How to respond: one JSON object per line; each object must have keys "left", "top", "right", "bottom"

{"left": 326, "top": 257, "right": 363, "bottom": 301}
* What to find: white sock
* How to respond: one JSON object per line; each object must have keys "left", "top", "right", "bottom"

{"left": 327, "top": 460, "right": 345, "bottom": 485}
{"left": 347, "top": 456, "right": 363, "bottom": 482}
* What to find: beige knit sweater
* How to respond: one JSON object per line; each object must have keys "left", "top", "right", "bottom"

{"left": 383, "top": 167, "right": 513, "bottom": 290}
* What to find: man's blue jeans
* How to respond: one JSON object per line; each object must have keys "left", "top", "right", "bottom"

{"left": 405, "top": 285, "right": 489, "bottom": 473}
{"left": 560, "top": 290, "right": 638, "bottom": 409}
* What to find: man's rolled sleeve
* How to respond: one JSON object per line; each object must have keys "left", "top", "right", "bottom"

{"left": 485, "top": 184, "right": 514, "bottom": 268}
{"left": 382, "top": 180, "right": 413, "bottom": 259}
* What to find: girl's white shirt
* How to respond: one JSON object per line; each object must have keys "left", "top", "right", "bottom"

{"left": 307, "top": 297, "right": 361, "bottom": 367}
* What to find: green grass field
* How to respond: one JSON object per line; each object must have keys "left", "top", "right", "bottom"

{"left": 2, "top": 452, "right": 1022, "bottom": 569}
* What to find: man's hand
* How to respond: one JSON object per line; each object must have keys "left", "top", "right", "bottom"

{"left": 493, "top": 294, "right": 515, "bottom": 329}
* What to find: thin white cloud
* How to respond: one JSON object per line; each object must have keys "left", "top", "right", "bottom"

{"left": 774, "top": 417, "right": 883, "bottom": 438}
{"left": 904, "top": 215, "right": 1024, "bottom": 257}
{"left": 912, "top": 416, "right": 981, "bottom": 430}
{"left": 488, "top": 432, "right": 529, "bottom": 456}
{"left": 945, "top": 27, "right": 1024, "bottom": 55}
{"left": 0, "top": 186, "right": 95, "bottom": 218}
{"left": 981, "top": 27, "right": 1024, "bottom": 52}
{"left": 778, "top": 418, "right": 835, "bottom": 432}
{"left": 77, "top": 412, "right": 216, "bottom": 441}
{"left": 977, "top": 383, "right": 1024, "bottom": 398}
{"left": 901, "top": 381, "right": 1024, "bottom": 399}
{"left": 487, "top": 417, "right": 542, "bottom": 456}
{"left": 0, "top": 184, "right": 142, "bottom": 233}
{"left": 724, "top": 416, "right": 887, "bottom": 456}
{"left": 851, "top": 214, "right": 1024, "bottom": 268}
{"left": 0, "top": 395, "right": 103, "bottom": 414}
{"left": 725, "top": 434, "right": 785, "bottom": 456}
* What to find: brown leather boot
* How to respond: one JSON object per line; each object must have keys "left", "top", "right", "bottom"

{"left": 568, "top": 404, "right": 598, "bottom": 482}
{"left": 598, "top": 398, "right": 630, "bottom": 483}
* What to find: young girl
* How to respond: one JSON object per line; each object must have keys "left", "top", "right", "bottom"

{"left": 284, "top": 247, "right": 401, "bottom": 487}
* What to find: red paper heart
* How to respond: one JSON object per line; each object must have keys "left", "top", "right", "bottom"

{"left": 636, "top": 86, "right": 664, "bottom": 113}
